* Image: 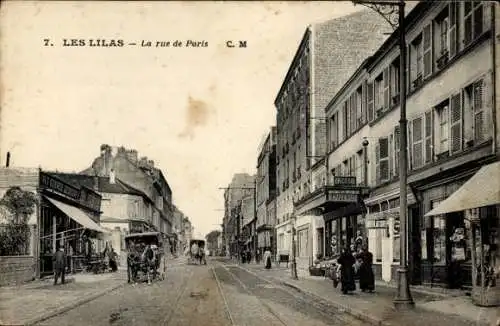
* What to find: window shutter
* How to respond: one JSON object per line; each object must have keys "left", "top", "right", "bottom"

{"left": 448, "top": 2, "right": 458, "bottom": 58}
{"left": 367, "top": 82, "right": 374, "bottom": 122}
{"left": 450, "top": 92, "right": 463, "bottom": 154}
{"left": 407, "top": 45, "right": 411, "bottom": 92}
{"left": 423, "top": 24, "right": 432, "bottom": 78}
{"left": 394, "top": 126, "right": 400, "bottom": 176}
{"left": 375, "top": 143, "right": 380, "bottom": 184}
{"left": 424, "top": 110, "right": 433, "bottom": 164}
{"left": 407, "top": 120, "right": 412, "bottom": 171}
{"left": 362, "top": 82, "right": 367, "bottom": 124}
{"left": 383, "top": 67, "right": 390, "bottom": 109}
{"left": 412, "top": 116, "right": 424, "bottom": 169}
{"left": 388, "top": 134, "right": 393, "bottom": 178}
{"left": 350, "top": 94, "right": 356, "bottom": 133}
{"left": 379, "top": 138, "right": 389, "bottom": 182}
{"left": 473, "top": 79, "right": 485, "bottom": 143}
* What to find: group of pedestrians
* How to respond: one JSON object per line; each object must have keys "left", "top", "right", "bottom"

{"left": 336, "top": 244, "right": 375, "bottom": 295}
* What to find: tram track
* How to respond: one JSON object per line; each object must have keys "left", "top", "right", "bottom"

{"left": 161, "top": 268, "right": 195, "bottom": 325}
{"left": 212, "top": 262, "right": 288, "bottom": 326}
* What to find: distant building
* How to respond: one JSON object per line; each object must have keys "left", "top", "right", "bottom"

{"left": 81, "top": 145, "right": 173, "bottom": 236}
{"left": 256, "top": 127, "right": 278, "bottom": 253}
{"left": 223, "top": 173, "right": 255, "bottom": 257}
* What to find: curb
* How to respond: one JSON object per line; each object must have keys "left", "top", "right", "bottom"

{"left": 279, "top": 280, "right": 383, "bottom": 326}
{"left": 20, "top": 281, "right": 126, "bottom": 326}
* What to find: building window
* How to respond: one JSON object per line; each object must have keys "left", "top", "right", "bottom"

{"left": 356, "top": 86, "right": 363, "bottom": 127}
{"left": 328, "top": 112, "right": 339, "bottom": 151}
{"left": 431, "top": 201, "right": 447, "bottom": 265}
{"left": 342, "top": 102, "right": 348, "bottom": 141}
{"left": 390, "top": 58, "right": 400, "bottom": 106}
{"left": 376, "top": 137, "right": 390, "bottom": 183}
{"left": 435, "top": 100, "right": 449, "bottom": 156}
{"left": 463, "top": 78, "right": 486, "bottom": 146}
{"left": 435, "top": 7, "right": 450, "bottom": 69}
{"left": 393, "top": 126, "right": 400, "bottom": 177}
{"left": 410, "top": 34, "right": 423, "bottom": 89}
{"left": 367, "top": 82, "right": 374, "bottom": 122}
{"left": 374, "top": 73, "right": 384, "bottom": 117}
{"left": 463, "top": 1, "right": 483, "bottom": 47}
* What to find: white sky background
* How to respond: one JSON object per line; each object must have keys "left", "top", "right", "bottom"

{"left": 1, "top": 1, "right": 361, "bottom": 238}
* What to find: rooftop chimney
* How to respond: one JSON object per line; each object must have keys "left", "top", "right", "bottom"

{"left": 109, "top": 169, "right": 116, "bottom": 184}
{"left": 5, "top": 152, "right": 10, "bottom": 168}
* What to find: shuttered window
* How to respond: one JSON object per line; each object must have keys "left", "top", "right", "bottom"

{"left": 389, "top": 134, "right": 394, "bottom": 177}
{"left": 379, "top": 137, "right": 390, "bottom": 182}
{"left": 375, "top": 143, "right": 380, "bottom": 184}
{"left": 423, "top": 24, "right": 433, "bottom": 78}
{"left": 343, "top": 102, "right": 348, "bottom": 141}
{"left": 448, "top": 2, "right": 458, "bottom": 58}
{"left": 383, "top": 67, "right": 390, "bottom": 110}
{"left": 473, "top": 79, "right": 485, "bottom": 143}
{"left": 412, "top": 116, "right": 424, "bottom": 169}
{"left": 450, "top": 92, "right": 463, "bottom": 154}
{"left": 424, "top": 110, "right": 433, "bottom": 164}
{"left": 394, "top": 126, "right": 400, "bottom": 176}
{"left": 350, "top": 94, "right": 356, "bottom": 133}
{"left": 367, "top": 82, "right": 374, "bottom": 122}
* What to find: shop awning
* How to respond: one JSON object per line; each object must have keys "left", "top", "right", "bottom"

{"left": 425, "top": 161, "right": 500, "bottom": 217}
{"left": 45, "top": 196, "right": 109, "bottom": 234}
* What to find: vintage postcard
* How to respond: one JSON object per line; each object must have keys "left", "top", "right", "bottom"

{"left": 0, "top": 1, "right": 499, "bottom": 325}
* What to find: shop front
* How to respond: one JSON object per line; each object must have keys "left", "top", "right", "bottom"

{"left": 364, "top": 187, "right": 417, "bottom": 283}
{"left": 294, "top": 176, "right": 367, "bottom": 263}
{"left": 39, "top": 172, "right": 108, "bottom": 276}
{"left": 424, "top": 161, "right": 499, "bottom": 307}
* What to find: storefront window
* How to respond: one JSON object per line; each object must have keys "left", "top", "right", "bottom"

{"left": 340, "top": 219, "right": 347, "bottom": 250}
{"left": 433, "top": 215, "right": 447, "bottom": 264}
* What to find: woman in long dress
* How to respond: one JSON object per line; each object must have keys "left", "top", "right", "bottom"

{"left": 358, "top": 245, "right": 375, "bottom": 292}
{"left": 264, "top": 248, "right": 272, "bottom": 269}
{"left": 338, "top": 246, "right": 356, "bottom": 294}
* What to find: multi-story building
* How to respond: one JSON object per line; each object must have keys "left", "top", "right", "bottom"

{"left": 316, "top": 1, "right": 499, "bottom": 295}
{"left": 53, "top": 171, "right": 159, "bottom": 265}
{"left": 241, "top": 194, "right": 256, "bottom": 257}
{"left": 275, "top": 9, "right": 391, "bottom": 274}
{"left": 81, "top": 145, "right": 173, "bottom": 235}
{"left": 223, "top": 173, "right": 255, "bottom": 257}
{"left": 256, "top": 127, "right": 278, "bottom": 254}
{"left": 0, "top": 168, "right": 106, "bottom": 280}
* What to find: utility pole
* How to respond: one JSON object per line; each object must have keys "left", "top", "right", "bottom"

{"left": 353, "top": 0, "right": 414, "bottom": 309}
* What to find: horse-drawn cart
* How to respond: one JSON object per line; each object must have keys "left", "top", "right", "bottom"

{"left": 187, "top": 239, "right": 207, "bottom": 265}
{"left": 125, "top": 232, "right": 167, "bottom": 284}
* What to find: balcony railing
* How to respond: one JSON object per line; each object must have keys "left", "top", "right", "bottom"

{"left": 331, "top": 176, "right": 357, "bottom": 187}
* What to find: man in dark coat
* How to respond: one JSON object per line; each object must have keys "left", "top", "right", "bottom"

{"left": 337, "top": 246, "right": 356, "bottom": 294}
{"left": 358, "top": 244, "right": 375, "bottom": 292}
{"left": 53, "top": 245, "right": 66, "bottom": 285}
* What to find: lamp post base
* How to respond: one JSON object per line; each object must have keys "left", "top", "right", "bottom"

{"left": 393, "top": 266, "right": 415, "bottom": 310}
{"left": 291, "top": 260, "right": 298, "bottom": 280}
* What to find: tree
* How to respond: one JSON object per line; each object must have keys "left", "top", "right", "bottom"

{"left": 0, "top": 187, "right": 37, "bottom": 224}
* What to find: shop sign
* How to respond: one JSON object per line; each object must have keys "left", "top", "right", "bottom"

{"left": 327, "top": 190, "right": 358, "bottom": 203}
{"left": 40, "top": 173, "right": 80, "bottom": 200}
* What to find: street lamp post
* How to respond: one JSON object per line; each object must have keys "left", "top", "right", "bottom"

{"left": 353, "top": 0, "right": 414, "bottom": 309}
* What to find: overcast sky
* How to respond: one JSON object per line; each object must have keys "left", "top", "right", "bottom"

{"left": 1, "top": 1, "right": 362, "bottom": 238}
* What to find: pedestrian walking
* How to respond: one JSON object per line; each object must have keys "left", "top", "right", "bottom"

{"left": 53, "top": 245, "right": 66, "bottom": 285}
{"left": 357, "top": 244, "right": 375, "bottom": 292}
{"left": 264, "top": 247, "right": 272, "bottom": 269}
{"left": 337, "top": 246, "right": 356, "bottom": 294}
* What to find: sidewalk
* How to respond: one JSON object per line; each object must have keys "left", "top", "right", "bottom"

{"left": 0, "top": 271, "right": 127, "bottom": 326}
{"left": 239, "top": 262, "right": 499, "bottom": 326}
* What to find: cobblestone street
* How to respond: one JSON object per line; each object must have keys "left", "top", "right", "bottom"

{"left": 33, "top": 259, "right": 366, "bottom": 326}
